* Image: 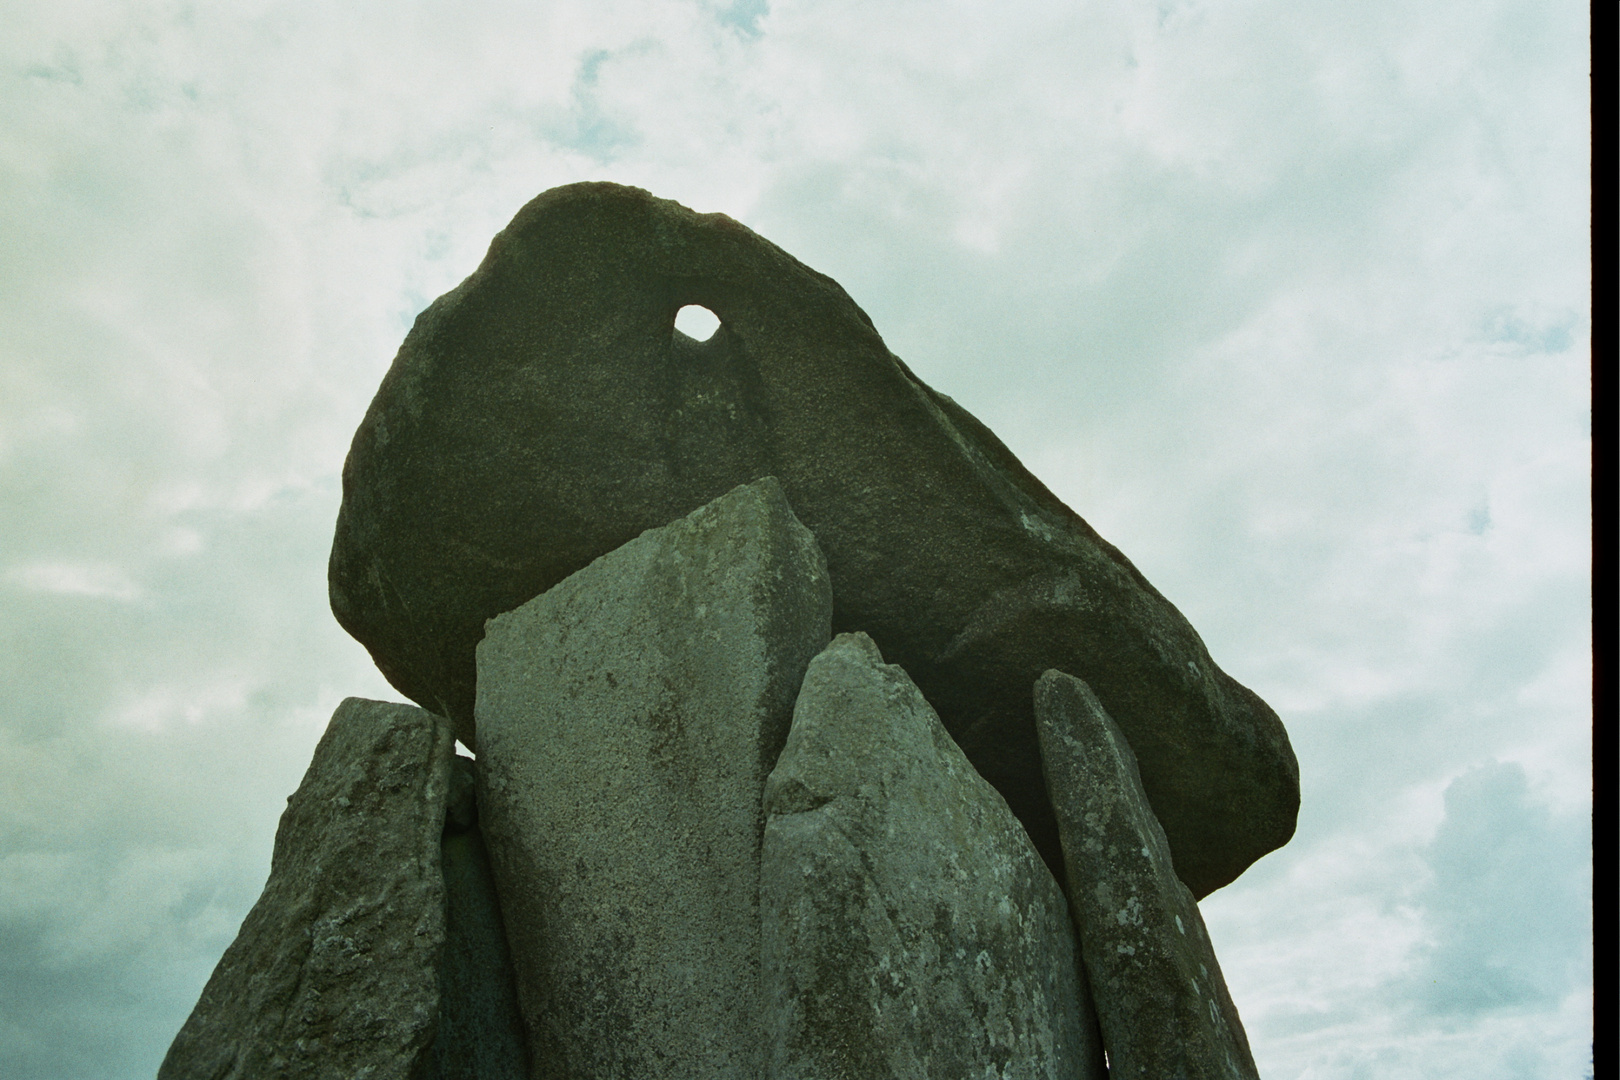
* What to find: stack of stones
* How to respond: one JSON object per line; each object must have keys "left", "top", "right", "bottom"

{"left": 161, "top": 185, "right": 1299, "bottom": 1080}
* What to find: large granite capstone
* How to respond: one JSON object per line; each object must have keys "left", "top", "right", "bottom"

{"left": 329, "top": 180, "right": 1297, "bottom": 896}
{"left": 762, "top": 632, "right": 1106, "bottom": 1079}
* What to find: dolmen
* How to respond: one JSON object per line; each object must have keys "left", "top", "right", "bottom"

{"left": 164, "top": 186, "right": 1293, "bottom": 1078}
{"left": 327, "top": 181, "right": 1297, "bottom": 898}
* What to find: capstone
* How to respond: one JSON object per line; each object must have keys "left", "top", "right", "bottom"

{"left": 329, "top": 180, "right": 1298, "bottom": 896}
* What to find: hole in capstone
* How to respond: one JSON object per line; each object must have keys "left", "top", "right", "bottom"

{"left": 674, "top": 304, "right": 721, "bottom": 342}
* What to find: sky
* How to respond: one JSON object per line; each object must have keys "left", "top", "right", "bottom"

{"left": 0, "top": 1, "right": 1592, "bottom": 1077}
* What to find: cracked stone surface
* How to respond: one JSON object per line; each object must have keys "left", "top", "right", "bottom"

{"left": 1035, "top": 669, "right": 1260, "bottom": 1080}
{"left": 475, "top": 477, "right": 831, "bottom": 1080}
{"left": 761, "top": 633, "right": 1106, "bottom": 1080}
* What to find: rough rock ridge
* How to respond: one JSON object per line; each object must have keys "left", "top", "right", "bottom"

{"left": 1036, "top": 669, "right": 1260, "bottom": 1080}
{"left": 159, "top": 700, "right": 453, "bottom": 1080}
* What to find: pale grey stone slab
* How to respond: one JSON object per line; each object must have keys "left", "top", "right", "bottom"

{"left": 761, "top": 633, "right": 1106, "bottom": 1080}
{"left": 474, "top": 476, "right": 832, "bottom": 1080}
{"left": 159, "top": 698, "right": 454, "bottom": 1080}
{"left": 1035, "top": 669, "right": 1260, "bottom": 1080}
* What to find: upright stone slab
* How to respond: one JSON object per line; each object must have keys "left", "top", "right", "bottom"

{"left": 159, "top": 699, "right": 454, "bottom": 1080}
{"left": 761, "top": 633, "right": 1106, "bottom": 1080}
{"left": 475, "top": 476, "right": 832, "bottom": 1080}
{"left": 1034, "top": 670, "right": 1260, "bottom": 1080}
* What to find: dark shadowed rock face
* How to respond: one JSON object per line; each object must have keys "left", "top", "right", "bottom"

{"left": 159, "top": 699, "right": 454, "bottom": 1080}
{"left": 431, "top": 755, "right": 528, "bottom": 1080}
{"left": 329, "top": 180, "right": 1297, "bottom": 896}
{"left": 762, "top": 633, "right": 1106, "bottom": 1080}
{"left": 160, "top": 707, "right": 527, "bottom": 1080}
{"left": 1035, "top": 670, "right": 1260, "bottom": 1080}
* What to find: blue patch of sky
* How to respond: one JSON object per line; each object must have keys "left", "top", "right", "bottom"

{"left": 546, "top": 48, "right": 639, "bottom": 162}
{"left": 715, "top": 0, "right": 769, "bottom": 38}
{"left": 1410, "top": 760, "right": 1591, "bottom": 1016}
{"left": 22, "top": 61, "right": 82, "bottom": 85}
{"left": 421, "top": 228, "right": 454, "bottom": 264}
{"left": 1481, "top": 306, "right": 1578, "bottom": 355}
{"left": 334, "top": 179, "right": 391, "bottom": 220}
{"left": 332, "top": 155, "right": 460, "bottom": 222}
{"left": 1155, "top": 0, "right": 1194, "bottom": 30}
{"left": 0, "top": 914, "right": 194, "bottom": 1080}
{"left": 397, "top": 293, "right": 431, "bottom": 335}
{"left": 20, "top": 41, "right": 83, "bottom": 85}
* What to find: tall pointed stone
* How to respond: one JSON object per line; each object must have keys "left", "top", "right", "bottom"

{"left": 1035, "top": 669, "right": 1261, "bottom": 1080}
{"left": 159, "top": 699, "right": 455, "bottom": 1080}
{"left": 474, "top": 476, "right": 832, "bottom": 1079}
{"left": 762, "top": 633, "right": 1106, "bottom": 1080}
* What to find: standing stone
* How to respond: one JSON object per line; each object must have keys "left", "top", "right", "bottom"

{"left": 159, "top": 699, "right": 454, "bottom": 1080}
{"left": 431, "top": 755, "right": 529, "bottom": 1080}
{"left": 1034, "top": 670, "right": 1260, "bottom": 1080}
{"left": 474, "top": 476, "right": 832, "bottom": 1080}
{"left": 762, "top": 633, "right": 1106, "bottom": 1080}
{"left": 329, "top": 179, "right": 1298, "bottom": 899}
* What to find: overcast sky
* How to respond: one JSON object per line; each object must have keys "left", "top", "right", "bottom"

{"left": 0, "top": 2, "right": 1591, "bottom": 1077}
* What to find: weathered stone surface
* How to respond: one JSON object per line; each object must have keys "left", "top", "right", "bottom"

{"left": 762, "top": 633, "right": 1106, "bottom": 1080}
{"left": 430, "top": 755, "right": 528, "bottom": 1080}
{"left": 474, "top": 476, "right": 832, "bottom": 1079}
{"left": 329, "top": 179, "right": 1297, "bottom": 896}
{"left": 159, "top": 698, "right": 454, "bottom": 1080}
{"left": 1035, "top": 669, "right": 1260, "bottom": 1080}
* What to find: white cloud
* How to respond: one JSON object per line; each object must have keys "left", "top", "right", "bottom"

{"left": 1203, "top": 760, "right": 1591, "bottom": 1079}
{"left": 104, "top": 676, "right": 253, "bottom": 733}
{"left": 5, "top": 560, "right": 142, "bottom": 601}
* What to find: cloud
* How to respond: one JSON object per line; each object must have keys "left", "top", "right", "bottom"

{"left": 0, "top": 844, "right": 267, "bottom": 1080}
{"left": 1411, "top": 761, "right": 1591, "bottom": 1015}
{"left": 4, "top": 561, "right": 142, "bottom": 601}
{"left": 1201, "top": 760, "right": 1592, "bottom": 1080}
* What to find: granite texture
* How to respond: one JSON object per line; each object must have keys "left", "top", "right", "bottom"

{"left": 158, "top": 698, "right": 454, "bottom": 1080}
{"left": 1036, "top": 669, "right": 1260, "bottom": 1080}
{"left": 762, "top": 633, "right": 1106, "bottom": 1080}
{"left": 474, "top": 477, "right": 832, "bottom": 1079}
